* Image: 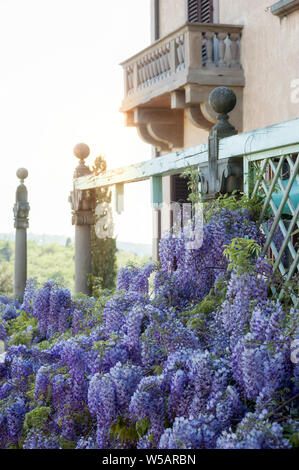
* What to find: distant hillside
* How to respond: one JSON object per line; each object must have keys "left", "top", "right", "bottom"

{"left": 116, "top": 241, "right": 152, "bottom": 257}
{"left": 0, "top": 233, "right": 72, "bottom": 246}
{"left": 0, "top": 233, "right": 15, "bottom": 242}
{"left": 0, "top": 233, "right": 152, "bottom": 255}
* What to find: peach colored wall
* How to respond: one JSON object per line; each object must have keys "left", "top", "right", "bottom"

{"left": 219, "top": 0, "right": 299, "bottom": 131}
{"left": 184, "top": 113, "right": 209, "bottom": 148}
{"left": 157, "top": 0, "right": 298, "bottom": 147}
{"left": 159, "top": 0, "right": 186, "bottom": 37}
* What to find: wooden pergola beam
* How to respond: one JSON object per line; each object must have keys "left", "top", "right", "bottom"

{"left": 74, "top": 118, "right": 299, "bottom": 191}
{"left": 74, "top": 144, "right": 208, "bottom": 190}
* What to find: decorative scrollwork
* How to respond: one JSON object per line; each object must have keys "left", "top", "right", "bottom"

{"left": 70, "top": 144, "right": 96, "bottom": 226}
{"left": 14, "top": 169, "right": 30, "bottom": 229}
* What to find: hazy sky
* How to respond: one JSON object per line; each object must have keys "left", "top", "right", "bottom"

{"left": 0, "top": 0, "right": 153, "bottom": 244}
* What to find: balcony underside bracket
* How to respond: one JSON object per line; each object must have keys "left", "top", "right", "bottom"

{"left": 171, "top": 88, "right": 217, "bottom": 130}
{"left": 136, "top": 124, "right": 170, "bottom": 151}
{"left": 186, "top": 106, "right": 214, "bottom": 131}
{"left": 132, "top": 108, "right": 184, "bottom": 151}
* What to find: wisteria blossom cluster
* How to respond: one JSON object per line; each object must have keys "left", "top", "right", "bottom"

{"left": 155, "top": 208, "right": 265, "bottom": 310}
{"left": 0, "top": 206, "right": 298, "bottom": 449}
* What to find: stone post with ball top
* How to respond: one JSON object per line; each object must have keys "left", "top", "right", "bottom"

{"left": 14, "top": 168, "right": 30, "bottom": 299}
{"left": 69, "top": 143, "right": 96, "bottom": 295}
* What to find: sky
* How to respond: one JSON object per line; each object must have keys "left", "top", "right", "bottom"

{"left": 0, "top": 0, "right": 153, "bottom": 244}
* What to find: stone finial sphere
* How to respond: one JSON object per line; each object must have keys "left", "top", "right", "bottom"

{"left": 16, "top": 168, "right": 28, "bottom": 180}
{"left": 73, "top": 143, "right": 90, "bottom": 160}
{"left": 209, "top": 87, "right": 237, "bottom": 115}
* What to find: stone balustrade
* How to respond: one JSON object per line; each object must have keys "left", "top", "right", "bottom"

{"left": 121, "top": 23, "right": 244, "bottom": 111}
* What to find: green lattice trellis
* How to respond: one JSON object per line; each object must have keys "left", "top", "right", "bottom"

{"left": 248, "top": 153, "right": 299, "bottom": 304}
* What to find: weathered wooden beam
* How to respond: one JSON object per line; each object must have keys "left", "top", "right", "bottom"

{"left": 218, "top": 118, "right": 299, "bottom": 161}
{"left": 74, "top": 118, "right": 299, "bottom": 191}
{"left": 74, "top": 143, "right": 208, "bottom": 190}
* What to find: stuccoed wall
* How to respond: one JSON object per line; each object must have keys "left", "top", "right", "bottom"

{"left": 219, "top": 0, "right": 299, "bottom": 131}
{"left": 154, "top": 0, "right": 298, "bottom": 150}
{"left": 159, "top": 0, "right": 186, "bottom": 37}
{"left": 183, "top": 112, "right": 209, "bottom": 148}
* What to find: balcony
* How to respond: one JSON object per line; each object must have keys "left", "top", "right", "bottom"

{"left": 120, "top": 23, "right": 245, "bottom": 151}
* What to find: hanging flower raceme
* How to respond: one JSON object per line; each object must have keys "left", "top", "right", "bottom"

{"left": 216, "top": 410, "right": 291, "bottom": 449}
{"left": 0, "top": 203, "right": 297, "bottom": 450}
{"left": 21, "top": 279, "right": 37, "bottom": 315}
{"left": 130, "top": 375, "right": 167, "bottom": 448}
{"left": 117, "top": 263, "right": 155, "bottom": 294}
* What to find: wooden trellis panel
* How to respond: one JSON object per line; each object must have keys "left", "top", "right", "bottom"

{"left": 248, "top": 152, "right": 299, "bottom": 305}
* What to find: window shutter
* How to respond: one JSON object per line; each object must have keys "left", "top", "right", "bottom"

{"left": 171, "top": 175, "right": 190, "bottom": 203}
{"left": 187, "top": 0, "right": 213, "bottom": 23}
{"left": 200, "top": 0, "right": 213, "bottom": 23}
{"left": 188, "top": 0, "right": 200, "bottom": 22}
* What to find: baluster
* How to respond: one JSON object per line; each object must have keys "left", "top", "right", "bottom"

{"left": 180, "top": 35, "right": 185, "bottom": 64}
{"left": 133, "top": 62, "right": 139, "bottom": 90}
{"left": 165, "top": 43, "right": 171, "bottom": 74}
{"left": 148, "top": 54, "right": 155, "bottom": 83}
{"left": 217, "top": 32, "right": 227, "bottom": 67}
{"left": 140, "top": 58, "right": 147, "bottom": 86}
{"left": 137, "top": 60, "right": 143, "bottom": 88}
{"left": 130, "top": 66, "right": 135, "bottom": 91}
{"left": 124, "top": 67, "right": 129, "bottom": 95}
{"left": 204, "top": 32, "right": 214, "bottom": 67}
{"left": 170, "top": 39, "right": 177, "bottom": 74}
{"left": 151, "top": 53, "right": 158, "bottom": 81}
{"left": 147, "top": 54, "right": 153, "bottom": 83}
{"left": 144, "top": 56, "right": 151, "bottom": 85}
{"left": 176, "top": 36, "right": 185, "bottom": 70}
{"left": 158, "top": 47, "right": 166, "bottom": 76}
{"left": 161, "top": 45, "right": 169, "bottom": 75}
{"left": 176, "top": 37, "right": 182, "bottom": 68}
{"left": 154, "top": 49, "right": 162, "bottom": 77}
{"left": 151, "top": 52, "right": 158, "bottom": 80}
{"left": 127, "top": 69, "right": 131, "bottom": 93}
{"left": 125, "top": 66, "right": 132, "bottom": 94}
{"left": 229, "top": 33, "right": 240, "bottom": 67}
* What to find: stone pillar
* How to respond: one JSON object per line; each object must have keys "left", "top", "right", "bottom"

{"left": 13, "top": 168, "right": 30, "bottom": 299}
{"left": 69, "top": 143, "right": 96, "bottom": 296}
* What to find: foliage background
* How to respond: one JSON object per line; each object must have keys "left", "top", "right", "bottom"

{"left": 0, "top": 239, "right": 151, "bottom": 296}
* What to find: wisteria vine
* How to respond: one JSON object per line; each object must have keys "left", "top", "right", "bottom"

{"left": 0, "top": 205, "right": 298, "bottom": 449}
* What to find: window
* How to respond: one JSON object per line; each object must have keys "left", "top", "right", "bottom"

{"left": 187, "top": 0, "right": 214, "bottom": 23}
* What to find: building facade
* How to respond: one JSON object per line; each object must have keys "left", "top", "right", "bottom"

{"left": 120, "top": 0, "right": 299, "bottom": 259}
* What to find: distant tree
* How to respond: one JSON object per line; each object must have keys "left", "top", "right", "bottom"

{"left": 0, "top": 261, "right": 13, "bottom": 296}
{"left": 90, "top": 156, "right": 117, "bottom": 292}
{"left": 0, "top": 242, "right": 13, "bottom": 262}
{"left": 65, "top": 237, "right": 72, "bottom": 248}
